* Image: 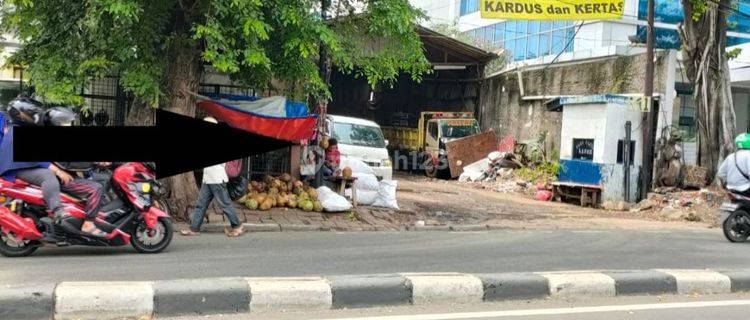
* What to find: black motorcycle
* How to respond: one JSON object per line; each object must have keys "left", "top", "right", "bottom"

{"left": 721, "top": 192, "right": 750, "bottom": 242}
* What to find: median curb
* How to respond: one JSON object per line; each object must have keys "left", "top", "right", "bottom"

{"left": 7, "top": 269, "right": 750, "bottom": 319}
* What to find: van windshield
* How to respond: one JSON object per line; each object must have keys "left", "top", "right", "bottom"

{"left": 333, "top": 123, "right": 386, "bottom": 148}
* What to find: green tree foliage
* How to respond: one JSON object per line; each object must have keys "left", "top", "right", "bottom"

{"left": 0, "top": 0, "right": 431, "bottom": 106}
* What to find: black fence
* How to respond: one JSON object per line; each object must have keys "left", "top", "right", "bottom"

{"left": 80, "top": 77, "right": 130, "bottom": 126}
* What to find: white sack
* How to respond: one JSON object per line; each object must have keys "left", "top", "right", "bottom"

{"left": 354, "top": 173, "right": 380, "bottom": 191}
{"left": 372, "top": 180, "right": 399, "bottom": 210}
{"left": 339, "top": 157, "right": 375, "bottom": 176}
{"left": 316, "top": 186, "right": 352, "bottom": 212}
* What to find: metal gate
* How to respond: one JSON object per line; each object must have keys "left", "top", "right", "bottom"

{"left": 80, "top": 77, "right": 130, "bottom": 126}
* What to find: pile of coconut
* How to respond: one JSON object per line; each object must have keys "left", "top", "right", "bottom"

{"left": 237, "top": 174, "right": 323, "bottom": 212}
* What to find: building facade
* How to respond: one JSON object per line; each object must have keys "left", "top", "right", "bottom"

{"left": 412, "top": 0, "right": 750, "bottom": 168}
{"left": 0, "top": 33, "right": 23, "bottom": 106}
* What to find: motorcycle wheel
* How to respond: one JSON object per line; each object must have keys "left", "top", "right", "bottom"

{"left": 0, "top": 230, "right": 38, "bottom": 257}
{"left": 130, "top": 217, "right": 173, "bottom": 254}
{"left": 723, "top": 211, "right": 750, "bottom": 243}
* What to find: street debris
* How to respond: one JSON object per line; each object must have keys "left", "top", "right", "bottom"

{"left": 458, "top": 134, "right": 558, "bottom": 202}
{"left": 629, "top": 187, "right": 725, "bottom": 225}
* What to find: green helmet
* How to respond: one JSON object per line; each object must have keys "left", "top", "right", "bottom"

{"left": 736, "top": 133, "right": 750, "bottom": 150}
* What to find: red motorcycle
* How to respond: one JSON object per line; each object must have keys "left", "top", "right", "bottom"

{"left": 0, "top": 162, "right": 173, "bottom": 257}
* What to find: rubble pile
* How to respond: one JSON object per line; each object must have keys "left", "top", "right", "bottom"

{"left": 631, "top": 187, "right": 725, "bottom": 225}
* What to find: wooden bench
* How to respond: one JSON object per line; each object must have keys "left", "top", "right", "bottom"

{"left": 330, "top": 176, "right": 358, "bottom": 206}
{"left": 551, "top": 181, "right": 602, "bottom": 208}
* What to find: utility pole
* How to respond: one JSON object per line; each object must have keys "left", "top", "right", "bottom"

{"left": 640, "top": 0, "right": 656, "bottom": 200}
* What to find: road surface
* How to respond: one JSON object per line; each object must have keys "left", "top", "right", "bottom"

{"left": 2, "top": 229, "right": 750, "bottom": 285}
{"left": 165, "top": 294, "right": 750, "bottom": 320}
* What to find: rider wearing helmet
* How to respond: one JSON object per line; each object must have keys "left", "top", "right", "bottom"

{"left": 0, "top": 96, "right": 107, "bottom": 237}
{"left": 718, "top": 133, "right": 750, "bottom": 195}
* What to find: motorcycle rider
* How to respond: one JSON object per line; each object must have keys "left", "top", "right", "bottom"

{"left": 718, "top": 133, "right": 750, "bottom": 195}
{"left": 0, "top": 97, "right": 107, "bottom": 237}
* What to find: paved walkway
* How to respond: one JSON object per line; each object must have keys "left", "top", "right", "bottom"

{"left": 199, "top": 204, "right": 417, "bottom": 232}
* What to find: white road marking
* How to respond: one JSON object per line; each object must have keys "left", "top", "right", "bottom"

{"left": 323, "top": 299, "right": 750, "bottom": 320}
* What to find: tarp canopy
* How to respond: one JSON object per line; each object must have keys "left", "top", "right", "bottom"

{"left": 197, "top": 93, "right": 317, "bottom": 142}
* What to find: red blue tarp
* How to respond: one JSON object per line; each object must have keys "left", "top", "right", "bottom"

{"left": 197, "top": 93, "right": 317, "bottom": 142}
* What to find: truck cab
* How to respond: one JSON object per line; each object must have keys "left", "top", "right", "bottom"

{"left": 325, "top": 115, "right": 393, "bottom": 180}
{"left": 421, "top": 113, "right": 480, "bottom": 177}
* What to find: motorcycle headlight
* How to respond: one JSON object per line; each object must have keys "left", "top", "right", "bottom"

{"left": 140, "top": 182, "right": 152, "bottom": 194}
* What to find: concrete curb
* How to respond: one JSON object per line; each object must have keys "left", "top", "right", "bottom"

{"left": 7, "top": 269, "right": 750, "bottom": 319}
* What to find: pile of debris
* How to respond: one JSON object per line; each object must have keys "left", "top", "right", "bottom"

{"left": 630, "top": 187, "right": 725, "bottom": 225}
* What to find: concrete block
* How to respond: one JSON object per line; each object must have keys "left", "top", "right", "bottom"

{"left": 243, "top": 223, "right": 281, "bottom": 232}
{"left": 475, "top": 273, "right": 549, "bottom": 301}
{"left": 537, "top": 272, "right": 616, "bottom": 298}
{"left": 718, "top": 269, "right": 750, "bottom": 292}
{"left": 54, "top": 282, "right": 153, "bottom": 320}
{"left": 280, "top": 224, "right": 322, "bottom": 231}
{"left": 153, "top": 278, "right": 249, "bottom": 317}
{"left": 603, "top": 270, "right": 677, "bottom": 295}
{"left": 0, "top": 283, "right": 55, "bottom": 320}
{"left": 202, "top": 223, "right": 232, "bottom": 233}
{"left": 657, "top": 269, "right": 731, "bottom": 294}
{"left": 327, "top": 274, "right": 412, "bottom": 308}
{"left": 246, "top": 277, "right": 332, "bottom": 311}
{"left": 410, "top": 225, "right": 451, "bottom": 231}
{"left": 402, "top": 273, "right": 483, "bottom": 305}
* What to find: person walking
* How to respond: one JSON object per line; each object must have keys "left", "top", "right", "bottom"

{"left": 180, "top": 117, "right": 244, "bottom": 237}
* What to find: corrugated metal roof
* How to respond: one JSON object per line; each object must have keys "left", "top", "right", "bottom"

{"left": 416, "top": 26, "right": 497, "bottom": 64}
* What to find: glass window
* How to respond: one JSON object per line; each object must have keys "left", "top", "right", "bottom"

{"left": 505, "top": 39, "right": 515, "bottom": 60}
{"left": 439, "top": 120, "right": 480, "bottom": 139}
{"left": 515, "top": 37, "right": 527, "bottom": 60}
{"left": 553, "top": 20, "right": 566, "bottom": 29}
{"left": 540, "top": 21, "right": 551, "bottom": 32}
{"left": 539, "top": 33, "right": 550, "bottom": 56}
{"left": 516, "top": 21, "right": 528, "bottom": 39}
{"left": 494, "top": 23, "right": 504, "bottom": 44}
{"left": 552, "top": 29, "right": 566, "bottom": 53}
{"left": 528, "top": 21, "right": 540, "bottom": 34}
{"left": 566, "top": 27, "right": 575, "bottom": 52}
{"left": 460, "top": 0, "right": 479, "bottom": 15}
{"left": 333, "top": 123, "right": 387, "bottom": 148}
{"left": 527, "top": 34, "right": 538, "bottom": 59}
{"left": 428, "top": 122, "right": 439, "bottom": 140}
{"left": 485, "top": 26, "right": 495, "bottom": 44}
{"left": 505, "top": 21, "right": 516, "bottom": 41}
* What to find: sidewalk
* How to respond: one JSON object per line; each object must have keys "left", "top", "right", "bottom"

{"left": 6, "top": 269, "right": 750, "bottom": 319}
{"left": 185, "top": 204, "right": 442, "bottom": 232}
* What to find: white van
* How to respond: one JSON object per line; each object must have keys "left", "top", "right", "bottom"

{"left": 325, "top": 115, "right": 393, "bottom": 180}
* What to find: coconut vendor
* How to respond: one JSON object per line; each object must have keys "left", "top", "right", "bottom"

{"left": 322, "top": 138, "right": 341, "bottom": 178}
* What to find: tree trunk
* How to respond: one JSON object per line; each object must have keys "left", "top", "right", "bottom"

{"left": 123, "top": 35, "right": 202, "bottom": 221}
{"left": 159, "top": 35, "right": 203, "bottom": 221}
{"left": 679, "top": 0, "right": 736, "bottom": 183}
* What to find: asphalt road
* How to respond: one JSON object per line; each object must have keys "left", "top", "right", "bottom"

{"left": 167, "top": 294, "right": 750, "bottom": 320}
{"left": 3, "top": 229, "right": 750, "bottom": 285}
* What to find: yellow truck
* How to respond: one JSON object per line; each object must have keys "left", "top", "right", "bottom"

{"left": 382, "top": 112, "right": 496, "bottom": 178}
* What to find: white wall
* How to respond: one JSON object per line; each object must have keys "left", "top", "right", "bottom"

{"left": 412, "top": 0, "right": 457, "bottom": 26}
{"left": 603, "top": 102, "right": 645, "bottom": 166}
{"left": 560, "top": 101, "right": 644, "bottom": 165}
{"left": 560, "top": 103, "right": 608, "bottom": 161}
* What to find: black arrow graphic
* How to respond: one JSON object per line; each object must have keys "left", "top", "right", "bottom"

{"left": 13, "top": 109, "right": 293, "bottom": 178}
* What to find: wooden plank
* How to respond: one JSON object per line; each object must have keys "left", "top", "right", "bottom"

{"left": 444, "top": 130, "right": 497, "bottom": 178}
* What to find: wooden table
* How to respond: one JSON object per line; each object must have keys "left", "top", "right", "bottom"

{"left": 330, "top": 176, "right": 358, "bottom": 206}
